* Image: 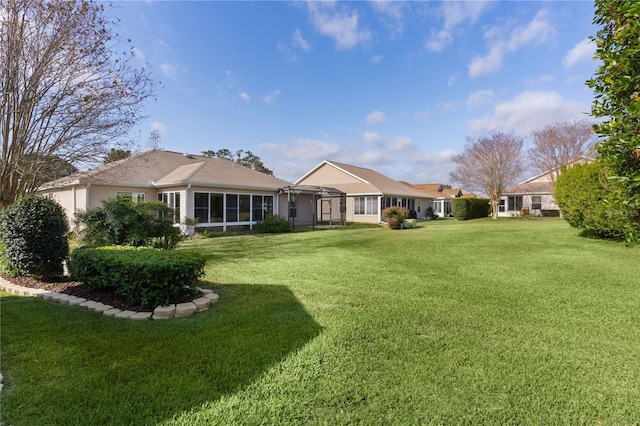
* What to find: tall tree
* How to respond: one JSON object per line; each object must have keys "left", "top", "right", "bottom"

{"left": 201, "top": 149, "right": 274, "bottom": 176}
{"left": 587, "top": 0, "right": 640, "bottom": 243}
{"left": 103, "top": 148, "right": 132, "bottom": 165}
{"left": 0, "top": 0, "right": 156, "bottom": 210}
{"left": 528, "top": 120, "right": 598, "bottom": 183}
{"left": 450, "top": 131, "right": 525, "bottom": 219}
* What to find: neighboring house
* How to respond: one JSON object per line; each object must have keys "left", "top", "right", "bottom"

{"left": 403, "top": 183, "right": 477, "bottom": 217}
{"left": 295, "top": 160, "right": 433, "bottom": 223}
{"left": 499, "top": 171, "right": 557, "bottom": 217}
{"left": 37, "top": 149, "right": 295, "bottom": 233}
{"left": 499, "top": 157, "right": 593, "bottom": 217}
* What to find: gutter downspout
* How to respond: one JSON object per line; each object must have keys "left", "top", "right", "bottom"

{"left": 185, "top": 183, "right": 191, "bottom": 235}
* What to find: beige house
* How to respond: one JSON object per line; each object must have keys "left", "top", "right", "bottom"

{"left": 295, "top": 160, "right": 433, "bottom": 223}
{"left": 37, "top": 149, "right": 294, "bottom": 233}
{"left": 403, "top": 183, "right": 476, "bottom": 217}
{"left": 499, "top": 171, "right": 558, "bottom": 217}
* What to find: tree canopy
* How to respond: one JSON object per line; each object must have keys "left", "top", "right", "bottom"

{"left": 201, "top": 149, "right": 274, "bottom": 176}
{"left": 0, "top": 0, "right": 156, "bottom": 209}
{"left": 587, "top": 0, "right": 640, "bottom": 242}
{"left": 450, "top": 131, "right": 525, "bottom": 219}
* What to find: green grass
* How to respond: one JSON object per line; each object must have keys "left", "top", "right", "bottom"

{"left": 2, "top": 218, "right": 640, "bottom": 425}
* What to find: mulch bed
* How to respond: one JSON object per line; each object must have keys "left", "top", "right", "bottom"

{"left": 1, "top": 274, "right": 147, "bottom": 311}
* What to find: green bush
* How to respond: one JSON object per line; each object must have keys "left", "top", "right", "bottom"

{"left": 77, "top": 198, "right": 182, "bottom": 249}
{"left": 254, "top": 214, "right": 291, "bottom": 233}
{"left": 555, "top": 160, "right": 628, "bottom": 239}
{"left": 451, "top": 198, "right": 491, "bottom": 220}
{"left": 382, "top": 206, "right": 409, "bottom": 229}
{"left": 71, "top": 246, "right": 205, "bottom": 308}
{"left": 0, "top": 195, "right": 69, "bottom": 279}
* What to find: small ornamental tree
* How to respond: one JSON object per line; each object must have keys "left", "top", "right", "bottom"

{"left": 76, "top": 198, "right": 181, "bottom": 249}
{"left": 382, "top": 206, "right": 409, "bottom": 230}
{"left": 0, "top": 195, "right": 69, "bottom": 279}
{"left": 587, "top": 0, "right": 640, "bottom": 243}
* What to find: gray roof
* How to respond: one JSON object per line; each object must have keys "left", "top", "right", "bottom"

{"left": 297, "top": 160, "right": 431, "bottom": 198}
{"left": 39, "top": 150, "right": 291, "bottom": 191}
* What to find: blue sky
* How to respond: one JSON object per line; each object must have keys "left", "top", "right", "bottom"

{"left": 113, "top": 1, "right": 599, "bottom": 184}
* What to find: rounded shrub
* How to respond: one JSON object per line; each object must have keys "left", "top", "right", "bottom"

{"left": 555, "top": 160, "right": 628, "bottom": 239}
{"left": 0, "top": 195, "right": 69, "bottom": 279}
{"left": 382, "top": 206, "right": 409, "bottom": 230}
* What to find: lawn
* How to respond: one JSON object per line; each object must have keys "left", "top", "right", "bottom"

{"left": 1, "top": 218, "right": 639, "bottom": 425}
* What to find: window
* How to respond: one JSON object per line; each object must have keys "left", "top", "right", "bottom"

{"left": 195, "top": 192, "right": 272, "bottom": 223}
{"left": 508, "top": 196, "right": 523, "bottom": 211}
{"left": 531, "top": 195, "right": 542, "bottom": 210}
{"left": 226, "top": 194, "right": 238, "bottom": 222}
{"left": 115, "top": 191, "right": 145, "bottom": 202}
{"left": 252, "top": 195, "right": 274, "bottom": 221}
{"left": 158, "top": 192, "right": 181, "bottom": 223}
{"left": 354, "top": 196, "right": 378, "bottom": 215}
{"left": 210, "top": 193, "right": 223, "bottom": 223}
{"left": 194, "top": 192, "right": 209, "bottom": 223}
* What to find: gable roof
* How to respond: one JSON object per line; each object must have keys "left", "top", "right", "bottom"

{"left": 38, "top": 150, "right": 290, "bottom": 191}
{"left": 503, "top": 156, "right": 593, "bottom": 195}
{"left": 404, "top": 182, "right": 477, "bottom": 199}
{"left": 295, "top": 160, "right": 430, "bottom": 198}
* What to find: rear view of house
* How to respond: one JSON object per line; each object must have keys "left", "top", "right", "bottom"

{"left": 37, "top": 150, "right": 293, "bottom": 233}
{"left": 295, "top": 160, "right": 433, "bottom": 223}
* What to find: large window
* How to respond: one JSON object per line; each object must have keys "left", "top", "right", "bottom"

{"left": 158, "top": 192, "right": 180, "bottom": 223}
{"left": 354, "top": 196, "right": 378, "bottom": 215}
{"left": 531, "top": 195, "right": 542, "bottom": 210}
{"left": 225, "top": 194, "right": 238, "bottom": 222}
{"left": 115, "top": 191, "right": 145, "bottom": 202}
{"left": 508, "top": 196, "right": 523, "bottom": 211}
{"left": 252, "top": 195, "right": 274, "bottom": 221}
{"left": 194, "top": 192, "right": 271, "bottom": 224}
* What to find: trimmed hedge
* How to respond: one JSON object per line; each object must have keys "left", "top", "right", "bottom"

{"left": 451, "top": 198, "right": 491, "bottom": 220}
{"left": 71, "top": 246, "right": 205, "bottom": 308}
{"left": 0, "top": 195, "right": 69, "bottom": 279}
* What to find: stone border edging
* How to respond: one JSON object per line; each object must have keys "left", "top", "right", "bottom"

{"left": 0, "top": 276, "right": 219, "bottom": 320}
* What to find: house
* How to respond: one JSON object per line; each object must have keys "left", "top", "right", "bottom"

{"left": 402, "top": 183, "right": 477, "bottom": 217}
{"left": 294, "top": 160, "right": 433, "bottom": 223}
{"left": 37, "top": 149, "right": 299, "bottom": 233}
{"left": 499, "top": 171, "right": 558, "bottom": 217}
{"left": 499, "top": 157, "right": 594, "bottom": 217}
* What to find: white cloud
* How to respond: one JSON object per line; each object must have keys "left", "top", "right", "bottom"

{"left": 426, "top": 1, "right": 491, "bottom": 52}
{"left": 363, "top": 131, "right": 382, "bottom": 144}
{"left": 426, "top": 29, "right": 453, "bottom": 52}
{"left": 292, "top": 28, "right": 310, "bottom": 51}
{"left": 469, "top": 9, "right": 556, "bottom": 77}
{"left": 416, "top": 111, "right": 432, "bottom": 122}
{"left": 239, "top": 92, "right": 251, "bottom": 103}
{"left": 369, "top": 54, "right": 383, "bottom": 64}
{"left": 307, "top": 2, "right": 371, "bottom": 50}
{"left": 390, "top": 136, "right": 413, "bottom": 151}
{"left": 441, "top": 1, "right": 490, "bottom": 31}
{"left": 263, "top": 89, "right": 281, "bottom": 105}
{"left": 372, "top": 0, "right": 404, "bottom": 38}
{"left": 159, "top": 63, "right": 178, "bottom": 80}
{"left": 366, "top": 110, "right": 388, "bottom": 125}
{"left": 468, "top": 91, "right": 589, "bottom": 134}
{"left": 150, "top": 121, "right": 168, "bottom": 134}
{"left": 288, "top": 139, "right": 343, "bottom": 161}
{"left": 466, "top": 89, "right": 495, "bottom": 108}
{"left": 562, "top": 38, "right": 596, "bottom": 69}
{"left": 448, "top": 74, "right": 458, "bottom": 88}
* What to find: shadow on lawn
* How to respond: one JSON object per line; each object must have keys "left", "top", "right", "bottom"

{"left": 0, "top": 283, "right": 321, "bottom": 425}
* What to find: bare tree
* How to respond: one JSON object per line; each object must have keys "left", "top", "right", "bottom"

{"left": 528, "top": 120, "right": 597, "bottom": 183}
{"left": 0, "top": 0, "right": 156, "bottom": 209}
{"left": 450, "top": 131, "right": 525, "bottom": 219}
